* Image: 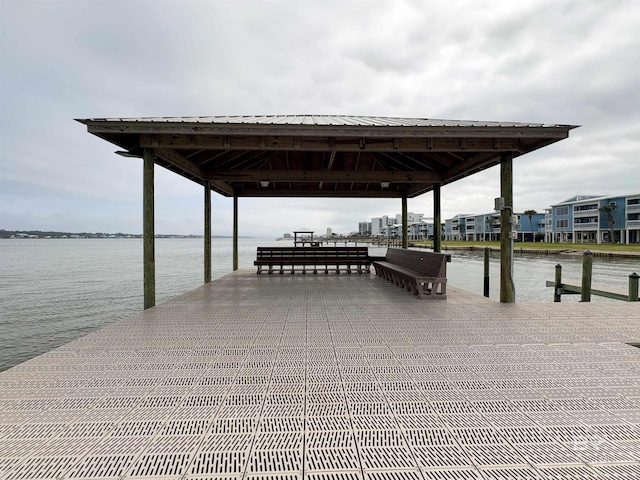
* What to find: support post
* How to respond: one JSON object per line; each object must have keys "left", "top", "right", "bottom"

{"left": 204, "top": 180, "right": 211, "bottom": 283}
{"left": 401, "top": 191, "right": 408, "bottom": 249}
{"left": 581, "top": 250, "right": 593, "bottom": 302}
{"left": 629, "top": 272, "right": 639, "bottom": 302}
{"left": 143, "top": 148, "right": 155, "bottom": 309}
{"left": 233, "top": 193, "right": 239, "bottom": 271}
{"left": 483, "top": 247, "right": 490, "bottom": 298}
{"left": 500, "top": 152, "right": 515, "bottom": 303}
{"left": 433, "top": 184, "right": 442, "bottom": 252}
{"left": 554, "top": 264, "right": 562, "bottom": 302}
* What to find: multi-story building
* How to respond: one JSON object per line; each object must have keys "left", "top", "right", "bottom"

{"left": 371, "top": 213, "right": 434, "bottom": 240}
{"left": 376, "top": 193, "right": 640, "bottom": 245}
{"left": 445, "top": 213, "right": 503, "bottom": 241}
{"left": 445, "top": 211, "right": 544, "bottom": 241}
{"left": 547, "top": 194, "right": 640, "bottom": 244}
{"left": 358, "top": 222, "right": 372, "bottom": 236}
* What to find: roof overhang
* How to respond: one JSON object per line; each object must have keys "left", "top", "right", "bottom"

{"left": 77, "top": 115, "right": 578, "bottom": 198}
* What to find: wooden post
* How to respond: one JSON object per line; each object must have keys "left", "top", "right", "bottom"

{"left": 401, "top": 191, "right": 408, "bottom": 249}
{"left": 581, "top": 250, "right": 592, "bottom": 302}
{"left": 483, "top": 247, "right": 490, "bottom": 298}
{"left": 204, "top": 180, "right": 211, "bottom": 283}
{"left": 500, "top": 152, "right": 515, "bottom": 303}
{"left": 433, "top": 184, "right": 442, "bottom": 252}
{"left": 629, "top": 272, "right": 639, "bottom": 301}
{"left": 233, "top": 193, "right": 239, "bottom": 271}
{"left": 554, "top": 264, "right": 562, "bottom": 302}
{"left": 143, "top": 148, "right": 155, "bottom": 309}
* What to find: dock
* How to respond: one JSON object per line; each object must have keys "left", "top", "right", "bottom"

{"left": 1, "top": 271, "right": 639, "bottom": 478}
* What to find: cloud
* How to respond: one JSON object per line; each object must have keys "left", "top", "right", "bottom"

{"left": 1, "top": 0, "right": 638, "bottom": 236}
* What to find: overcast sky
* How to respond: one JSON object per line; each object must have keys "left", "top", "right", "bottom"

{"left": 1, "top": 0, "right": 638, "bottom": 237}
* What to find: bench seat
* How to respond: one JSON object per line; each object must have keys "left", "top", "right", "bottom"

{"left": 372, "top": 248, "right": 450, "bottom": 299}
{"left": 254, "top": 246, "right": 370, "bottom": 274}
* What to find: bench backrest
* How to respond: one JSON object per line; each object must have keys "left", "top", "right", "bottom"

{"left": 257, "top": 246, "right": 369, "bottom": 260}
{"left": 385, "top": 248, "right": 451, "bottom": 277}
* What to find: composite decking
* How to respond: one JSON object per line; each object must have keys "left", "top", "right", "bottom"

{"left": 1, "top": 270, "right": 639, "bottom": 479}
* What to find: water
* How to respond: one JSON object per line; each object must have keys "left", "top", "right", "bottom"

{"left": 1, "top": 238, "right": 638, "bottom": 371}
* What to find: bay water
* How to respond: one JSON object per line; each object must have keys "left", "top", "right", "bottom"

{"left": 1, "top": 238, "right": 637, "bottom": 372}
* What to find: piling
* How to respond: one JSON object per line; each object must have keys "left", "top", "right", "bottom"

{"left": 483, "top": 247, "right": 490, "bottom": 297}
{"left": 581, "top": 250, "right": 593, "bottom": 302}
{"left": 554, "top": 264, "right": 562, "bottom": 302}
{"left": 630, "top": 272, "right": 639, "bottom": 302}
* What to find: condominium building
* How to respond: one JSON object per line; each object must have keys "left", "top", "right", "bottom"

{"left": 545, "top": 194, "right": 640, "bottom": 244}
{"left": 369, "top": 213, "right": 433, "bottom": 240}
{"left": 358, "top": 222, "right": 372, "bottom": 236}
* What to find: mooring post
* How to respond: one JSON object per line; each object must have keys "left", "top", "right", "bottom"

{"left": 483, "top": 247, "right": 490, "bottom": 298}
{"left": 581, "top": 250, "right": 593, "bottom": 302}
{"left": 630, "top": 272, "right": 639, "bottom": 302}
{"left": 554, "top": 264, "right": 562, "bottom": 302}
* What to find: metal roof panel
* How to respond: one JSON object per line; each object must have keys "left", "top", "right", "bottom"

{"left": 80, "top": 115, "right": 572, "bottom": 128}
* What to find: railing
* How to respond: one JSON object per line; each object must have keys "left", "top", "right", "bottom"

{"left": 573, "top": 222, "right": 598, "bottom": 230}
{"left": 627, "top": 204, "right": 640, "bottom": 213}
{"left": 547, "top": 251, "right": 639, "bottom": 302}
{"left": 573, "top": 209, "right": 599, "bottom": 218}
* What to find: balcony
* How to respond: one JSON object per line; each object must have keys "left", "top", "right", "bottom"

{"left": 627, "top": 204, "right": 640, "bottom": 213}
{"left": 574, "top": 222, "right": 598, "bottom": 231}
{"left": 573, "top": 209, "right": 599, "bottom": 218}
{"left": 627, "top": 219, "right": 640, "bottom": 228}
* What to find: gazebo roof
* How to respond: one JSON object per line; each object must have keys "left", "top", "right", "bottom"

{"left": 77, "top": 115, "right": 577, "bottom": 198}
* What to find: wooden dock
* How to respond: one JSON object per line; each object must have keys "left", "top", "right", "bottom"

{"left": 1, "top": 271, "right": 640, "bottom": 479}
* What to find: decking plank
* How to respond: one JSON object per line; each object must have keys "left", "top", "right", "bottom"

{"left": 1, "top": 271, "right": 639, "bottom": 478}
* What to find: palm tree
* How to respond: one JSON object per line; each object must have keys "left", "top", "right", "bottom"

{"left": 523, "top": 209, "right": 537, "bottom": 242}
{"left": 599, "top": 203, "right": 617, "bottom": 243}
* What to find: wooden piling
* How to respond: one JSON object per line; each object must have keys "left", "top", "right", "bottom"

{"left": 143, "top": 148, "right": 155, "bottom": 309}
{"left": 233, "top": 193, "right": 238, "bottom": 271}
{"left": 433, "top": 184, "right": 442, "bottom": 253}
{"left": 581, "top": 250, "right": 592, "bottom": 302}
{"left": 630, "top": 272, "right": 639, "bottom": 302}
{"left": 483, "top": 247, "right": 490, "bottom": 298}
{"left": 554, "top": 264, "right": 562, "bottom": 302}
{"left": 204, "top": 180, "right": 211, "bottom": 283}
{"left": 500, "top": 152, "right": 515, "bottom": 303}
{"left": 401, "top": 192, "right": 408, "bottom": 249}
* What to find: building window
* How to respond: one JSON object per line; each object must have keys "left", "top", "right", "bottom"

{"left": 556, "top": 206, "right": 569, "bottom": 216}
{"left": 556, "top": 219, "right": 569, "bottom": 228}
{"left": 574, "top": 204, "right": 597, "bottom": 212}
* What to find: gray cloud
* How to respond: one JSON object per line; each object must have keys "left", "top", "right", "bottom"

{"left": 1, "top": 0, "right": 638, "bottom": 236}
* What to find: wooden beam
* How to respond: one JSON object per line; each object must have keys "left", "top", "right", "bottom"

{"left": 204, "top": 169, "right": 442, "bottom": 183}
{"left": 143, "top": 148, "right": 155, "bottom": 309}
{"left": 155, "top": 147, "right": 204, "bottom": 179}
{"left": 209, "top": 180, "right": 235, "bottom": 196}
{"left": 141, "top": 134, "right": 524, "bottom": 153}
{"left": 234, "top": 187, "right": 406, "bottom": 198}
{"left": 92, "top": 122, "right": 573, "bottom": 140}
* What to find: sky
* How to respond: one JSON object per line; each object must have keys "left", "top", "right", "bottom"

{"left": 1, "top": 0, "right": 639, "bottom": 237}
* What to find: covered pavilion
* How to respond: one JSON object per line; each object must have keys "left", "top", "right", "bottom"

{"left": 77, "top": 115, "right": 577, "bottom": 305}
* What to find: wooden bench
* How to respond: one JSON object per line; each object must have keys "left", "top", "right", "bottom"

{"left": 254, "top": 246, "right": 371, "bottom": 274}
{"left": 372, "top": 248, "right": 451, "bottom": 299}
